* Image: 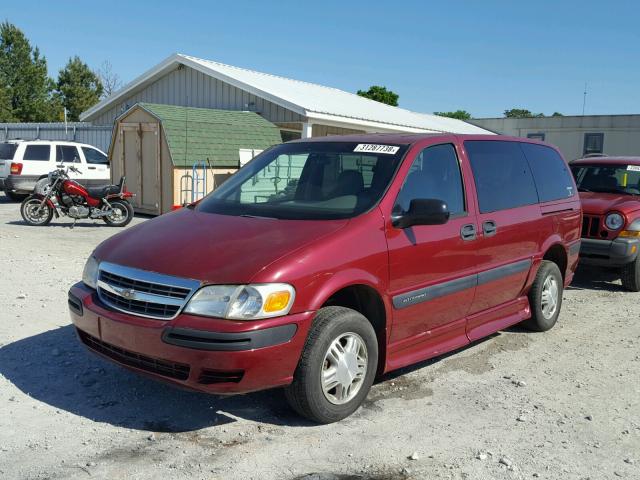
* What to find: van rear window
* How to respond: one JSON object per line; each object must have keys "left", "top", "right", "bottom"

{"left": 520, "top": 143, "right": 575, "bottom": 201}
{"left": 0, "top": 143, "right": 18, "bottom": 160}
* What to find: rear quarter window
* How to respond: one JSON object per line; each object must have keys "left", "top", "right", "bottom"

{"left": 23, "top": 145, "right": 51, "bottom": 161}
{"left": 0, "top": 143, "right": 18, "bottom": 160}
{"left": 520, "top": 143, "right": 575, "bottom": 201}
{"left": 464, "top": 140, "right": 538, "bottom": 213}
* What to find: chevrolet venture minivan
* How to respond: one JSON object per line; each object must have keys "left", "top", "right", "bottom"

{"left": 69, "top": 134, "right": 582, "bottom": 423}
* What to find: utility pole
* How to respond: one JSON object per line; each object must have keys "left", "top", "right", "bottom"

{"left": 582, "top": 82, "right": 587, "bottom": 116}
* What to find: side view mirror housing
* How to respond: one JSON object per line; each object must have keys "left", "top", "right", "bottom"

{"left": 392, "top": 199, "right": 450, "bottom": 229}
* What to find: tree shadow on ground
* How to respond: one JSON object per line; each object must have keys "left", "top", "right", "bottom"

{"left": 0, "top": 325, "right": 312, "bottom": 432}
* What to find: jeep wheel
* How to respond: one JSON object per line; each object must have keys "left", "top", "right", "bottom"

{"left": 284, "top": 306, "right": 378, "bottom": 424}
{"left": 522, "top": 260, "right": 563, "bottom": 332}
{"left": 621, "top": 257, "right": 640, "bottom": 292}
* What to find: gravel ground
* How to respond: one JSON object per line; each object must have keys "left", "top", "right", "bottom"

{"left": 0, "top": 193, "right": 638, "bottom": 480}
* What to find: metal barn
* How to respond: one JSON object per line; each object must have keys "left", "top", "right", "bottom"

{"left": 108, "top": 103, "right": 281, "bottom": 215}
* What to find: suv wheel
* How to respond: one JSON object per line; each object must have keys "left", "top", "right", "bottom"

{"left": 621, "top": 258, "right": 640, "bottom": 292}
{"left": 284, "top": 306, "right": 378, "bottom": 423}
{"left": 522, "top": 260, "right": 563, "bottom": 332}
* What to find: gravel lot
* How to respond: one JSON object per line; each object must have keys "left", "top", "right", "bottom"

{"left": 0, "top": 193, "right": 638, "bottom": 480}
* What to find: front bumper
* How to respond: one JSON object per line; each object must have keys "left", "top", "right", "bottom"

{"left": 579, "top": 237, "right": 640, "bottom": 267}
{"left": 68, "top": 282, "right": 314, "bottom": 394}
{"left": 3, "top": 174, "right": 39, "bottom": 193}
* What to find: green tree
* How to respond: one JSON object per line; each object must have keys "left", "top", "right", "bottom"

{"left": 357, "top": 85, "right": 399, "bottom": 106}
{"left": 551, "top": 112, "right": 564, "bottom": 117}
{"left": 56, "top": 56, "right": 103, "bottom": 121}
{"left": 0, "top": 21, "right": 58, "bottom": 121}
{"left": 504, "top": 108, "right": 545, "bottom": 118}
{"left": 434, "top": 110, "right": 472, "bottom": 120}
{"left": 0, "top": 84, "right": 14, "bottom": 121}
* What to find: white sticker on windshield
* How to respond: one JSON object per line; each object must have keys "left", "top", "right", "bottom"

{"left": 354, "top": 144, "right": 400, "bottom": 155}
{"left": 627, "top": 165, "right": 640, "bottom": 172}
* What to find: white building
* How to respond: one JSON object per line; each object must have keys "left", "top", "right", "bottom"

{"left": 469, "top": 115, "right": 640, "bottom": 161}
{"left": 81, "top": 53, "right": 490, "bottom": 139}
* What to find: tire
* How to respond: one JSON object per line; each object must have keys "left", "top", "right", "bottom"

{"left": 20, "top": 195, "right": 53, "bottom": 226}
{"left": 102, "top": 199, "right": 134, "bottom": 227}
{"left": 5, "top": 190, "right": 28, "bottom": 202}
{"left": 284, "top": 306, "right": 378, "bottom": 424}
{"left": 521, "top": 260, "right": 563, "bottom": 332}
{"left": 33, "top": 177, "right": 51, "bottom": 196}
{"left": 621, "top": 257, "right": 640, "bottom": 292}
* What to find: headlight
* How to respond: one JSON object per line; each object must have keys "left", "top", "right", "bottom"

{"left": 605, "top": 212, "right": 624, "bottom": 230}
{"left": 184, "top": 283, "right": 295, "bottom": 320}
{"left": 82, "top": 256, "right": 100, "bottom": 289}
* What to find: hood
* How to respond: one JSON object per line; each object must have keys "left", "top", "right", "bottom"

{"left": 579, "top": 192, "right": 640, "bottom": 216}
{"left": 94, "top": 208, "right": 348, "bottom": 283}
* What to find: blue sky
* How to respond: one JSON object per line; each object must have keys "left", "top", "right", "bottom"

{"left": 2, "top": 0, "right": 639, "bottom": 117}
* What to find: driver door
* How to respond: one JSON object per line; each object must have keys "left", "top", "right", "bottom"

{"left": 386, "top": 142, "right": 479, "bottom": 349}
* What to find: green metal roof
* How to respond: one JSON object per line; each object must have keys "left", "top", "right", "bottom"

{"left": 138, "top": 103, "right": 282, "bottom": 168}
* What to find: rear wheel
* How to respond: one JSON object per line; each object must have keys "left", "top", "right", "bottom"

{"left": 521, "top": 260, "right": 563, "bottom": 332}
{"left": 284, "top": 306, "right": 378, "bottom": 424}
{"left": 621, "top": 258, "right": 640, "bottom": 292}
{"left": 20, "top": 196, "right": 53, "bottom": 226}
{"left": 102, "top": 199, "right": 134, "bottom": 227}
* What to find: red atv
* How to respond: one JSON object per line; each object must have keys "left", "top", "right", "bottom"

{"left": 20, "top": 164, "right": 135, "bottom": 227}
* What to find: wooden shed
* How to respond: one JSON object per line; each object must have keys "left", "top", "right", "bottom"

{"left": 108, "top": 103, "right": 282, "bottom": 215}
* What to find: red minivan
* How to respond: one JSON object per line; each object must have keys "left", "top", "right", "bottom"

{"left": 69, "top": 134, "right": 582, "bottom": 423}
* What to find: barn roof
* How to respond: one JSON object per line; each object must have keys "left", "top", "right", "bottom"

{"left": 135, "top": 103, "right": 282, "bottom": 168}
{"left": 82, "top": 53, "right": 491, "bottom": 135}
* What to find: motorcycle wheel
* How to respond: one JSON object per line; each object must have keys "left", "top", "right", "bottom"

{"left": 103, "top": 199, "right": 134, "bottom": 227}
{"left": 21, "top": 196, "right": 54, "bottom": 226}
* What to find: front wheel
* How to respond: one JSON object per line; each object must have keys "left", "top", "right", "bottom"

{"left": 284, "top": 306, "right": 378, "bottom": 424}
{"left": 521, "top": 260, "right": 563, "bottom": 332}
{"left": 621, "top": 257, "right": 640, "bottom": 292}
{"left": 20, "top": 196, "right": 54, "bottom": 226}
{"left": 102, "top": 199, "right": 134, "bottom": 227}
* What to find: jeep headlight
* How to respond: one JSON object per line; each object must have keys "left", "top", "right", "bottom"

{"left": 605, "top": 212, "right": 624, "bottom": 230}
{"left": 82, "top": 256, "right": 100, "bottom": 289}
{"left": 184, "top": 284, "right": 295, "bottom": 320}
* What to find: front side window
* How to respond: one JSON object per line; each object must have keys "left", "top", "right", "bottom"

{"left": 23, "top": 145, "right": 51, "bottom": 161}
{"left": 393, "top": 143, "right": 465, "bottom": 216}
{"left": 56, "top": 145, "right": 80, "bottom": 163}
{"left": 521, "top": 143, "right": 575, "bottom": 201}
{"left": 465, "top": 140, "right": 538, "bottom": 213}
{"left": 584, "top": 133, "right": 604, "bottom": 156}
{"left": 82, "top": 147, "right": 108, "bottom": 165}
{"left": 197, "top": 142, "right": 408, "bottom": 220}
{"left": 571, "top": 164, "right": 640, "bottom": 196}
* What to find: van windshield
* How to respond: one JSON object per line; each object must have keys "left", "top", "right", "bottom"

{"left": 196, "top": 142, "right": 408, "bottom": 220}
{"left": 571, "top": 164, "right": 640, "bottom": 196}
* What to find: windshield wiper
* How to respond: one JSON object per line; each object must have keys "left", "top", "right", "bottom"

{"left": 578, "top": 187, "right": 592, "bottom": 192}
{"left": 239, "top": 214, "right": 278, "bottom": 220}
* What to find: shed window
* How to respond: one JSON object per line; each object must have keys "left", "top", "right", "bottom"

{"left": 583, "top": 133, "right": 604, "bottom": 156}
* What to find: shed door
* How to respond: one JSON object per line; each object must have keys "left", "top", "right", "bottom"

{"left": 119, "top": 122, "right": 160, "bottom": 213}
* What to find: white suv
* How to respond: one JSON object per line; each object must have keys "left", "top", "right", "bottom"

{"left": 0, "top": 140, "right": 110, "bottom": 201}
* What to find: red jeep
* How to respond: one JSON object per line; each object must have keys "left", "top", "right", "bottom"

{"left": 571, "top": 156, "right": 640, "bottom": 291}
{"left": 69, "top": 134, "right": 581, "bottom": 423}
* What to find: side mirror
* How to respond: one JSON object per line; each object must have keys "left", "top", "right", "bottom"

{"left": 392, "top": 199, "right": 450, "bottom": 229}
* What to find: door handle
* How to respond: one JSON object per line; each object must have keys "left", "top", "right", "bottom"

{"left": 460, "top": 224, "right": 477, "bottom": 241}
{"left": 482, "top": 220, "right": 497, "bottom": 237}
{"left": 87, "top": 166, "right": 96, "bottom": 170}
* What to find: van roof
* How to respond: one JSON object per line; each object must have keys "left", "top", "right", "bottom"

{"left": 288, "top": 133, "right": 551, "bottom": 146}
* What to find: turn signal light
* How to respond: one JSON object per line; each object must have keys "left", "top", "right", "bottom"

{"left": 263, "top": 291, "right": 291, "bottom": 313}
{"left": 619, "top": 230, "right": 640, "bottom": 238}
{"left": 10, "top": 162, "right": 23, "bottom": 175}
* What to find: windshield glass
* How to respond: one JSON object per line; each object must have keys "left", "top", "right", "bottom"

{"left": 196, "top": 142, "right": 408, "bottom": 220}
{"left": 571, "top": 164, "right": 640, "bottom": 195}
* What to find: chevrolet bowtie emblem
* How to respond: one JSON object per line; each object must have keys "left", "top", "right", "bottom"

{"left": 118, "top": 288, "right": 136, "bottom": 299}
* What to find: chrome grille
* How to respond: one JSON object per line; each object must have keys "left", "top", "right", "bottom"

{"left": 97, "top": 262, "right": 200, "bottom": 320}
